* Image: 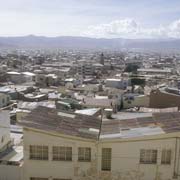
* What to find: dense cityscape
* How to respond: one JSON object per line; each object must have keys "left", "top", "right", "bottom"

{"left": 1, "top": 0, "right": 180, "bottom": 180}
{"left": 0, "top": 47, "right": 180, "bottom": 179}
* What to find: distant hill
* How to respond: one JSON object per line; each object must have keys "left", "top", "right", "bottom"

{"left": 0, "top": 35, "right": 180, "bottom": 50}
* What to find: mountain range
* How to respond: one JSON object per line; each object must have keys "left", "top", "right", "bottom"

{"left": 0, "top": 35, "right": 180, "bottom": 50}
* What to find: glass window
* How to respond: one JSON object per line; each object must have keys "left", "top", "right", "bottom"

{"left": 140, "top": 149, "right": 157, "bottom": 164}
{"left": 78, "top": 147, "right": 91, "bottom": 162}
{"left": 30, "top": 178, "right": 48, "bottom": 180}
{"left": 29, "top": 145, "right": 48, "bottom": 160}
{"left": 53, "top": 146, "right": 72, "bottom": 161}
{"left": 101, "top": 148, "right": 111, "bottom": 171}
{"left": 161, "top": 149, "right": 171, "bottom": 165}
{"left": 53, "top": 179, "right": 71, "bottom": 180}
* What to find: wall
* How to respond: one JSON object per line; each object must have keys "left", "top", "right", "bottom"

{"left": 0, "top": 165, "right": 23, "bottom": 180}
{"left": 0, "top": 94, "right": 11, "bottom": 108}
{"left": 97, "top": 136, "right": 180, "bottom": 180}
{"left": 23, "top": 128, "right": 180, "bottom": 180}
{"left": 123, "top": 95, "right": 149, "bottom": 109}
{"left": 0, "top": 111, "right": 11, "bottom": 151}
{"left": 149, "top": 89, "right": 180, "bottom": 108}
{"left": 23, "top": 129, "right": 97, "bottom": 180}
{"left": 106, "top": 79, "right": 130, "bottom": 90}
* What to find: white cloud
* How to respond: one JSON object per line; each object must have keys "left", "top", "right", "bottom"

{"left": 83, "top": 18, "right": 180, "bottom": 39}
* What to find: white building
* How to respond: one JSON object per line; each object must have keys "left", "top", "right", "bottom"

{"left": 20, "top": 106, "right": 101, "bottom": 180}
{"left": 7, "top": 71, "right": 25, "bottom": 84}
{"left": 22, "top": 72, "right": 36, "bottom": 82}
{"left": 0, "top": 111, "right": 23, "bottom": 180}
{"left": 19, "top": 106, "right": 180, "bottom": 180}
{"left": 106, "top": 79, "right": 131, "bottom": 89}
{"left": 0, "top": 93, "right": 11, "bottom": 108}
{"left": 0, "top": 111, "right": 11, "bottom": 151}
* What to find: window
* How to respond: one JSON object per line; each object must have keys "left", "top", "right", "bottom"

{"left": 161, "top": 149, "right": 171, "bottom": 165}
{"left": 53, "top": 179, "right": 71, "bottom": 180}
{"left": 1, "top": 135, "right": 4, "bottom": 143}
{"left": 140, "top": 149, "right": 157, "bottom": 164}
{"left": 101, "top": 148, "right": 111, "bottom": 171}
{"left": 30, "top": 178, "right": 48, "bottom": 180}
{"left": 29, "top": 145, "right": 48, "bottom": 160}
{"left": 53, "top": 146, "right": 72, "bottom": 161}
{"left": 78, "top": 147, "right": 91, "bottom": 162}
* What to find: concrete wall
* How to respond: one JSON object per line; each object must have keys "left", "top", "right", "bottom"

{"left": 23, "top": 129, "right": 97, "bottom": 180}
{"left": 0, "top": 165, "right": 23, "bottom": 180}
{"left": 7, "top": 74, "right": 25, "bottom": 84}
{"left": 106, "top": 79, "right": 130, "bottom": 90}
{"left": 149, "top": 89, "right": 180, "bottom": 108}
{"left": 123, "top": 95, "right": 149, "bottom": 109}
{"left": 23, "top": 127, "right": 180, "bottom": 180}
{"left": 0, "top": 94, "right": 11, "bottom": 108}
{"left": 0, "top": 111, "right": 11, "bottom": 151}
{"left": 98, "top": 137, "right": 179, "bottom": 180}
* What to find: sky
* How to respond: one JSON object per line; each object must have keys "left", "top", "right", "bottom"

{"left": 0, "top": 0, "right": 180, "bottom": 38}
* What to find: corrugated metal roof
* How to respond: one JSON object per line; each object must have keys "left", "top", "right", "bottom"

{"left": 19, "top": 106, "right": 101, "bottom": 140}
{"left": 101, "top": 111, "right": 180, "bottom": 139}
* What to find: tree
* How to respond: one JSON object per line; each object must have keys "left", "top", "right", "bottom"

{"left": 131, "top": 78, "right": 145, "bottom": 87}
{"left": 124, "top": 64, "right": 139, "bottom": 73}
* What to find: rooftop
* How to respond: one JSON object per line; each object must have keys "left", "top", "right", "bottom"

{"left": 0, "top": 146, "right": 23, "bottom": 166}
{"left": 19, "top": 106, "right": 101, "bottom": 140}
{"left": 19, "top": 107, "right": 180, "bottom": 141}
{"left": 101, "top": 111, "right": 180, "bottom": 139}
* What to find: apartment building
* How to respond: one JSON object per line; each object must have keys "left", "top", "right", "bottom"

{"left": 19, "top": 107, "right": 180, "bottom": 180}
{"left": 77, "top": 63, "right": 94, "bottom": 76}
{"left": 0, "top": 111, "right": 23, "bottom": 180}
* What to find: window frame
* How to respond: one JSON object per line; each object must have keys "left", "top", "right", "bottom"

{"left": 140, "top": 149, "right": 157, "bottom": 164}
{"left": 29, "top": 145, "right": 49, "bottom": 161}
{"left": 161, "top": 149, "right": 171, "bottom": 165}
{"left": 101, "top": 148, "right": 112, "bottom": 171}
{"left": 52, "top": 146, "right": 72, "bottom": 161}
{"left": 78, "top": 147, "right": 91, "bottom": 162}
{"left": 53, "top": 179, "right": 71, "bottom": 180}
{"left": 30, "top": 177, "right": 48, "bottom": 180}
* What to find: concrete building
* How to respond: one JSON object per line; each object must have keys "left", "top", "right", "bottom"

{"left": 0, "top": 93, "right": 11, "bottom": 108}
{"left": 22, "top": 72, "right": 36, "bottom": 82}
{"left": 149, "top": 88, "right": 180, "bottom": 109}
{"left": 137, "top": 68, "right": 172, "bottom": 76}
{"left": 76, "top": 63, "right": 95, "bottom": 76}
{"left": 122, "top": 94, "right": 150, "bottom": 109}
{"left": 106, "top": 79, "right": 131, "bottom": 89}
{"left": 19, "top": 106, "right": 101, "bottom": 180}
{"left": 6, "top": 71, "right": 25, "bottom": 84}
{"left": 0, "top": 111, "right": 23, "bottom": 180}
{"left": 19, "top": 106, "right": 180, "bottom": 180}
{"left": 0, "top": 111, "right": 11, "bottom": 151}
{"left": 35, "top": 74, "right": 58, "bottom": 87}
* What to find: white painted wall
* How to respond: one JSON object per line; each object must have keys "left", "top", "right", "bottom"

{"left": 0, "top": 165, "right": 23, "bottom": 180}
{"left": 23, "top": 127, "right": 180, "bottom": 180}
{"left": 98, "top": 136, "right": 180, "bottom": 180}
{"left": 0, "top": 111, "right": 11, "bottom": 151}
{"left": 0, "top": 94, "right": 11, "bottom": 108}
{"left": 23, "top": 129, "right": 97, "bottom": 180}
